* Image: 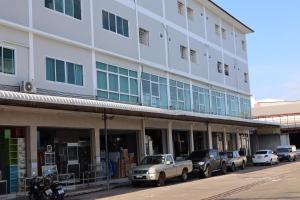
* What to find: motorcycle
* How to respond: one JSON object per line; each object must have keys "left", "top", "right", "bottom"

{"left": 28, "top": 175, "right": 65, "bottom": 200}
{"left": 28, "top": 176, "right": 54, "bottom": 200}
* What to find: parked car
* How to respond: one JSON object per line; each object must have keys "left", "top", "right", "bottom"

{"left": 128, "top": 154, "right": 193, "bottom": 187}
{"left": 226, "top": 150, "right": 247, "bottom": 171}
{"left": 296, "top": 149, "right": 300, "bottom": 159}
{"left": 276, "top": 145, "right": 297, "bottom": 162}
{"left": 189, "top": 149, "right": 227, "bottom": 178}
{"left": 252, "top": 150, "right": 279, "bottom": 166}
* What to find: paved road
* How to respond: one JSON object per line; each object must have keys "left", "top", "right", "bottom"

{"left": 68, "top": 161, "right": 300, "bottom": 200}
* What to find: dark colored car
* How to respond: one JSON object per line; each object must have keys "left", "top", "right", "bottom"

{"left": 189, "top": 149, "right": 227, "bottom": 178}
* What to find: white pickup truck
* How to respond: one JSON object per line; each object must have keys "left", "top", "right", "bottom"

{"left": 128, "top": 154, "right": 193, "bottom": 186}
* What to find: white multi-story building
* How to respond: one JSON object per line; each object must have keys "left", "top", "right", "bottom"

{"left": 0, "top": 0, "right": 277, "bottom": 196}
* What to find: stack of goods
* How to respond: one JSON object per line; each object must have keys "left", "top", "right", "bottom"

{"left": 18, "top": 138, "right": 26, "bottom": 192}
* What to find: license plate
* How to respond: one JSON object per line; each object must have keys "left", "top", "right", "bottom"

{"left": 136, "top": 175, "right": 143, "bottom": 179}
{"left": 58, "top": 189, "right": 64, "bottom": 195}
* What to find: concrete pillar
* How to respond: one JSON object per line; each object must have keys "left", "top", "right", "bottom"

{"left": 139, "top": 119, "right": 146, "bottom": 162}
{"left": 27, "top": 126, "right": 38, "bottom": 177}
{"left": 167, "top": 121, "right": 174, "bottom": 154}
{"left": 91, "top": 128, "right": 101, "bottom": 166}
{"left": 247, "top": 130, "right": 251, "bottom": 156}
{"left": 208, "top": 124, "right": 213, "bottom": 149}
{"left": 189, "top": 124, "right": 194, "bottom": 153}
{"left": 223, "top": 127, "right": 227, "bottom": 151}
{"left": 236, "top": 132, "right": 241, "bottom": 150}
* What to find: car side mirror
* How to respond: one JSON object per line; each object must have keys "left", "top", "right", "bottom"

{"left": 166, "top": 161, "right": 171, "bottom": 165}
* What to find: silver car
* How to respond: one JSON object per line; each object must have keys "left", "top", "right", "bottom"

{"left": 226, "top": 150, "right": 247, "bottom": 171}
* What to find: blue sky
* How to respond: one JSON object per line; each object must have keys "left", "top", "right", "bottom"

{"left": 213, "top": 0, "right": 300, "bottom": 101}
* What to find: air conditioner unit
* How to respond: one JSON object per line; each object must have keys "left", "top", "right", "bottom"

{"left": 20, "top": 80, "right": 36, "bottom": 93}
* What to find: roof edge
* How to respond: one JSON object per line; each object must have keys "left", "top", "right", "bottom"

{"left": 207, "top": 0, "right": 254, "bottom": 34}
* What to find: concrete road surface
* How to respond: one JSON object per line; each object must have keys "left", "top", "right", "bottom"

{"left": 68, "top": 161, "right": 300, "bottom": 200}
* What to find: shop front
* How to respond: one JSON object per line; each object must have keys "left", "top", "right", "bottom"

{"left": 145, "top": 129, "right": 168, "bottom": 155}
{"left": 100, "top": 130, "right": 139, "bottom": 180}
{"left": 37, "top": 128, "right": 92, "bottom": 184}
{"left": 173, "top": 130, "right": 190, "bottom": 158}
{"left": 193, "top": 131, "right": 208, "bottom": 151}
{"left": 0, "top": 127, "right": 27, "bottom": 196}
{"left": 226, "top": 133, "right": 237, "bottom": 151}
{"left": 212, "top": 132, "right": 224, "bottom": 152}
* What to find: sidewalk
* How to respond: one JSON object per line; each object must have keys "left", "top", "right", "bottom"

{"left": 13, "top": 178, "right": 130, "bottom": 200}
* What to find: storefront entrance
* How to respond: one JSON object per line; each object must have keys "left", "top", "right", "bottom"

{"left": 0, "top": 127, "right": 27, "bottom": 195}
{"left": 145, "top": 129, "right": 167, "bottom": 155}
{"left": 173, "top": 131, "right": 189, "bottom": 158}
{"left": 37, "top": 128, "right": 92, "bottom": 183}
{"left": 100, "top": 130, "right": 138, "bottom": 179}
{"left": 226, "top": 133, "right": 237, "bottom": 151}
{"left": 193, "top": 131, "right": 208, "bottom": 150}
{"left": 212, "top": 132, "right": 224, "bottom": 152}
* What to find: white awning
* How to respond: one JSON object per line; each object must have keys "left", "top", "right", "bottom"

{"left": 0, "top": 90, "right": 279, "bottom": 128}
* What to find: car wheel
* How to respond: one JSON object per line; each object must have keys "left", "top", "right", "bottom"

{"left": 241, "top": 161, "right": 246, "bottom": 170}
{"left": 181, "top": 169, "right": 188, "bottom": 182}
{"left": 156, "top": 172, "right": 166, "bottom": 187}
{"left": 253, "top": 163, "right": 257, "bottom": 166}
{"left": 231, "top": 163, "right": 236, "bottom": 172}
{"left": 221, "top": 163, "right": 227, "bottom": 174}
{"left": 202, "top": 165, "right": 212, "bottom": 178}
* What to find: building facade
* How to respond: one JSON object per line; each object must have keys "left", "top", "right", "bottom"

{"left": 0, "top": 0, "right": 275, "bottom": 197}
{"left": 252, "top": 100, "right": 300, "bottom": 152}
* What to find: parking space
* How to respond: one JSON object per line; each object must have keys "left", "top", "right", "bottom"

{"left": 67, "top": 161, "right": 300, "bottom": 200}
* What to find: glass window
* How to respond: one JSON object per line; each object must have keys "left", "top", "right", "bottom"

{"left": 55, "top": 0, "right": 63, "bottom": 12}
{"left": 109, "top": 74, "right": 118, "bottom": 91}
{"left": 55, "top": 59, "right": 65, "bottom": 83}
{"left": 96, "top": 62, "right": 107, "bottom": 70}
{"left": 73, "top": 0, "right": 81, "bottom": 20}
{"left": 130, "top": 78, "right": 138, "bottom": 95}
{"left": 116, "top": 16, "right": 123, "bottom": 35}
{"left": 98, "top": 91, "right": 108, "bottom": 99}
{"left": 142, "top": 80, "right": 150, "bottom": 94}
{"left": 123, "top": 19, "right": 129, "bottom": 37}
{"left": 46, "top": 57, "right": 55, "bottom": 81}
{"left": 3, "top": 48, "right": 15, "bottom": 74}
{"left": 97, "top": 71, "right": 107, "bottom": 90}
{"left": 151, "top": 83, "right": 159, "bottom": 97}
{"left": 102, "top": 10, "right": 109, "bottom": 30}
{"left": 119, "top": 68, "right": 128, "bottom": 76}
{"left": 67, "top": 62, "right": 75, "bottom": 84}
{"left": 65, "top": 0, "right": 74, "bottom": 17}
{"left": 109, "top": 13, "right": 116, "bottom": 32}
{"left": 109, "top": 92, "right": 119, "bottom": 100}
{"left": 75, "top": 64, "right": 83, "bottom": 86}
{"left": 108, "top": 65, "right": 118, "bottom": 73}
{"left": 45, "top": 0, "right": 54, "bottom": 9}
{"left": 120, "top": 76, "right": 129, "bottom": 93}
{"left": 129, "top": 70, "right": 137, "bottom": 78}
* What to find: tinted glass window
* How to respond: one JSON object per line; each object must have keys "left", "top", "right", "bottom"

{"left": 102, "top": 10, "right": 109, "bottom": 30}
{"left": 55, "top": 60, "right": 65, "bottom": 83}
{"left": 255, "top": 151, "right": 268, "bottom": 155}
{"left": 73, "top": 0, "right": 81, "bottom": 20}
{"left": 45, "top": 0, "right": 54, "bottom": 9}
{"left": 109, "top": 13, "right": 116, "bottom": 32}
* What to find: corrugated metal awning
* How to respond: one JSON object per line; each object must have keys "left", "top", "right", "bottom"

{"left": 0, "top": 90, "right": 279, "bottom": 128}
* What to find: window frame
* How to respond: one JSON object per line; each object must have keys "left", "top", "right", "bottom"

{"left": 45, "top": 56, "right": 84, "bottom": 87}
{"left": 44, "top": 0, "right": 82, "bottom": 20}
{"left": 177, "top": 1, "right": 185, "bottom": 16}
{"left": 224, "top": 64, "right": 229, "bottom": 76}
{"left": 217, "top": 61, "right": 223, "bottom": 73}
{"left": 190, "top": 49, "right": 197, "bottom": 63}
{"left": 139, "top": 28, "right": 150, "bottom": 46}
{"left": 0, "top": 45, "right": 16, "bottom": 76}
{"left": 180, "top": 45, "right": 188, "bottom": 60}
{"left": 96, "top": 62, "right": 139, "bottom": 104}
{"left": 102, "top": 10, "right": 129, "bottom": 38}
{"left": 187, "top": 7, "right": 194, "bottom": 20}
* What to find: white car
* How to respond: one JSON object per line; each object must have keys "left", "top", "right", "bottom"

{"left": 252, "top": 150, "right": 279, "bottom": 166}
